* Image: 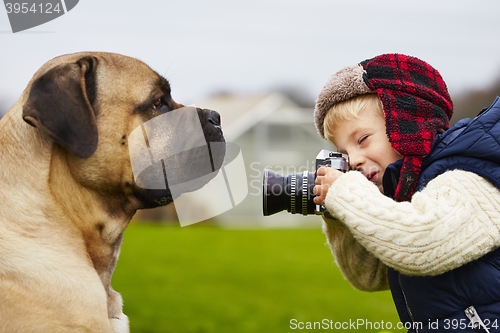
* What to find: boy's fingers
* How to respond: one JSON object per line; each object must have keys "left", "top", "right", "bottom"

{"left": 315, "top": 167, "right": 328, "bottom": 185}
{"left": 316, "top": 166, "right": 328, "bottom": 176}
{"left": 313, "top": 195, "right": 323, "bottom": 205}
{"left": 313, "top": 185, "right": 319, "bottom": 195}
{"left": 313, "top": 185, "right": 326, "bottom": 204}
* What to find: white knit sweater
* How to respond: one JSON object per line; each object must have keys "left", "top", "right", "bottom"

{"left": 322, "top": 169, "right": 500, "bottom": 292}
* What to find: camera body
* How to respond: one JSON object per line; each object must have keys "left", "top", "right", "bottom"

{"left": 314, "top": 149, "right": 349, "bottom": 175}
{"left": 314, "top": 149, "right": 349, "bottom": 214}
{"left": 262, "top": 149, "right": 348, "bottom": 216}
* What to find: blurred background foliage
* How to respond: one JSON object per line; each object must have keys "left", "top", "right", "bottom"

{"left": 452, "top": 75, "right": 500, "bottom": 123}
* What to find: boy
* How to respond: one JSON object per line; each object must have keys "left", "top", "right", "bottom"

{"left": 312, "top": 53, "right": 500, "bottom": 332}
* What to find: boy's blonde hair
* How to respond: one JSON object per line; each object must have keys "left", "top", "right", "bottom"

{"left": 323, "top": 93, "right": 384, "bottom": 143}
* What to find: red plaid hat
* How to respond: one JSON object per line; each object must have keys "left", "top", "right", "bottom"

{"left": 314, "top": 54, "right": 453, "bottom": 201}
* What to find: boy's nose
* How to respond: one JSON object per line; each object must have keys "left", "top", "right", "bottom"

{"left": 348, "top": 153, "right": 365, "bottom": 171}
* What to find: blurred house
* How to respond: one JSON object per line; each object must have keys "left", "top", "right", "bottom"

{"left": 134, "top": 91, "right": 335, "bottom": 228}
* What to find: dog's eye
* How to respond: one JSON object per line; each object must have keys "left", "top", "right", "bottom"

{"left": 153, "top": 98, "right": 164, "bottom": 110}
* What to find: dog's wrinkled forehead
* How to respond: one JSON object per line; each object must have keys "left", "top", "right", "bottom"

{"left": 95, "top": 55, "right": 170, "bottom": 108}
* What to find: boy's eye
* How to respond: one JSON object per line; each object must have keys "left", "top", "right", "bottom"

{"left": 358, "top": 135, "right": 368, "bottom": 144}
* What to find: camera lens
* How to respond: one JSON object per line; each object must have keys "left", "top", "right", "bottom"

{"left": 262, "top": 169, "right": 316, "bottom": 216}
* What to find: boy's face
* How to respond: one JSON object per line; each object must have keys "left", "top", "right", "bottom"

{"left": 330, "top": 106, "right": 402, "bottom": 193}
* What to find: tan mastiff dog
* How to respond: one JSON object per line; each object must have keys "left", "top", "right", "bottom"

{"left": 0, "top": 52, "right": 225, "bottom": 332}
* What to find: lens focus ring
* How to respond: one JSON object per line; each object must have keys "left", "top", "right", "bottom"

{"left": 302, "top": 171, "right": 308, "bottom": 215}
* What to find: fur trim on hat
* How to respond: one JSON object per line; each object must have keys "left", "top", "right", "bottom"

{"left": 314, "top": 64, "right": 372, "bottom": 138}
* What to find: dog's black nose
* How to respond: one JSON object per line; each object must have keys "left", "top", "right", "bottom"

{"left": 206, "top": 109, "right": 221, "bottom": 127}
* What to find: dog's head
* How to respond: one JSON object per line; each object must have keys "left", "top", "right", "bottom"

{"left": 21, "top": 52, "right": 225, "bottom": 209}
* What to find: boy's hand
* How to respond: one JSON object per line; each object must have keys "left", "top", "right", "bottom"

{"left": 313, "top": 166, "right": 344, "bottom": 205}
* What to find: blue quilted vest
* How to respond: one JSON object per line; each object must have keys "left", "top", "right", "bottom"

{"left": 382, "top": 97, "right": 500, "bottom": 332}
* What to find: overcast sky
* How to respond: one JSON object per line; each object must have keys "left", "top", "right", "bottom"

{"left": 2, "top": 0, "right": 500, "bottom": 111}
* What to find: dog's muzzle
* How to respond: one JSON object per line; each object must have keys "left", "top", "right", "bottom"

{"left": 128, "top": 106, "right": 226, "bottom": 208}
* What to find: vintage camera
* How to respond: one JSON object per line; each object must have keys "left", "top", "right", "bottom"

{"left": 262, "top": 149, "right": 349, "bottom": 216}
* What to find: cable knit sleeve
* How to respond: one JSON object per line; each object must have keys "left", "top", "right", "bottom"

{"left": 324, "top": 169, "right": 500, "bottom": 276}
{"left": 322, "top": 216, "right": 389, "bottom": 291}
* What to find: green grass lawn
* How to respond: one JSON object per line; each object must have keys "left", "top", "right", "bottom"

{"left": 112, "top": 223, "right": 404, "bottom": 333}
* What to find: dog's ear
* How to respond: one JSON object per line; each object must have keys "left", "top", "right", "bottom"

{"left": 23, "top": 57, "right": 98, "bottom": 159}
